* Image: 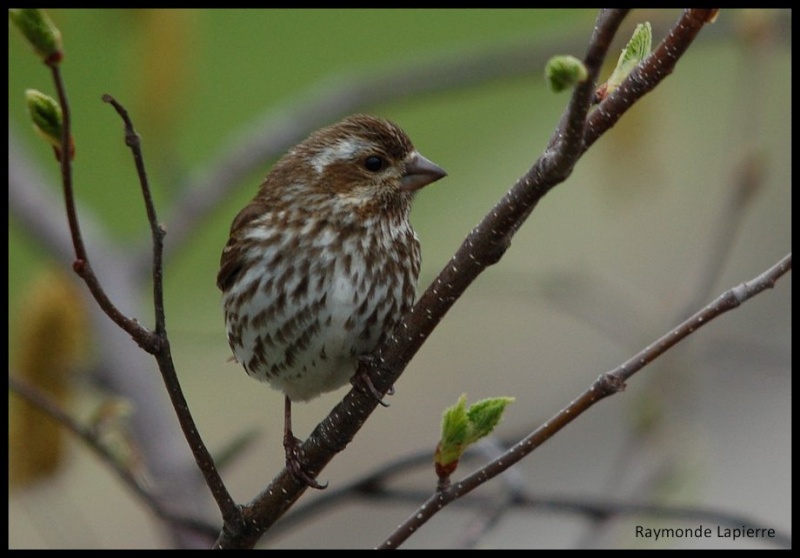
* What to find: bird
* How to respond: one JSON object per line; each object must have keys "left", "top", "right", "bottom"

{"left": 217, "top": 114, "right": 446, "bottom": 487}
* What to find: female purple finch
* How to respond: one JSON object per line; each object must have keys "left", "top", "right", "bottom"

{"left": 217, "top": 114, "right": 446, "bottom": 487}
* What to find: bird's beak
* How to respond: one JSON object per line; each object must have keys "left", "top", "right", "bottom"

{"left": 399, "top": 152, "right": 447, "bottom": 192}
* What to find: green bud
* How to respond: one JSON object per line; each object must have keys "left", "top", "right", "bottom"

{"left": 25, "top": 89, "right": 73, "bottom": 160}
{"left": 26, "top": 89, "right": 62, "bottom": 144}
{"left": 9, "top": 9, "right": 64, "bottom": 64}
{"left": 435, "top": 394, "right": 514, "bottom": 483}
{"left": 545, "top": 55, "right": 589, "bottom": 92}
{"left": 605, "top": 22, "right": 652, "bottom": 94}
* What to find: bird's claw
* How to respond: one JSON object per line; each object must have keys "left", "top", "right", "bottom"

{"left": 284, "top": 434, "right": 327, "bottom": 490}
{"left": 351, "top": 359, "right": 394, "bottom": 407}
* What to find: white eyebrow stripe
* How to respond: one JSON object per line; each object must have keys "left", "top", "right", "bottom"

{"left": 311, "top": 138, "right": 370, "bottom": 174}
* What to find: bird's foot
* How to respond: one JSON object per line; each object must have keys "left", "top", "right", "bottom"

{"left": 283, "top": 433, "right": 327, "bottom": 490}
{"left": 352, "top": 355, "right": 394, "bottom": 407}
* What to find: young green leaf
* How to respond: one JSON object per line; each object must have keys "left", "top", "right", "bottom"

{"left": 605, "top": 22, "right": 653, "bottom": 95}
{"left": 438, "top": 394, "right": 470, "bottom": 467}
{"left": 435, "top": 394, "right": 514, "bottom": 487}
{"left": 465, "top": 396, "right": 515, "bottom": 444}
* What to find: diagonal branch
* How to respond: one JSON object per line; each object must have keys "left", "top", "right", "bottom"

{"left": 380, "top": 251, "right": 790, "bottom": 548}
{"left": 216, "top": 8, "right": 631, "bottom": 549}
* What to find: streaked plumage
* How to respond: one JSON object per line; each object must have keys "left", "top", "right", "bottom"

{"left": 217, "top": 114, "right": 446, "bottom": 486}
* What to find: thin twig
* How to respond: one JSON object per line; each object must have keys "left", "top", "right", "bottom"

{"left": 279, "top": 442, "right": 790, "bottom": 548}
{"left": 583, "top": 9, "right": 719, "bottom": 151}
{"left": 101, "top": 94, "right": 167, "bottom": 338}
{"left": 99, "top": 95, "right": 242, "bottom": 530}
{"left": 379, "top": 252, "right": 790, "bottom": 548}
{"left": 47, "top": 62, "right": 158, "bottom": 353}
{"left": 46, "top": 48, "right": 242, "bottom": 534}
{"left": 43, "top": 68, "right": 216, "bottom": 544}
{"left": 374, "top": 488, "right": 792, "bottom": 548}
{"left": 10, "top": 128, "right": 210, "bottom": 549}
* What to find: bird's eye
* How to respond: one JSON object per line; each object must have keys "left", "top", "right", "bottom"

{"left": 364, "top": 156, "right": 384, "bottom": 172}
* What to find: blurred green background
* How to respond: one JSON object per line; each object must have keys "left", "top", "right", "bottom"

{"left": 9, "top": 9, "right": 791, "bottom": 549}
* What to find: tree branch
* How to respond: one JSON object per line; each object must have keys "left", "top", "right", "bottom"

{"left": 583, "top": 9, "right": 720, "bottom": 151}
{"left": 216, "top": 9, "right": 630, "bottom": 549}
{"left": 47, "top": 61, "right": 158, "bottom": 353}
{"left": 97, "top": 95, "right": 242, "bottom": 530}
{"left": 379, "top": 251, "right": 790, "bottom": 548}
{"left": 40, "top": 45, "right": 241, "bottom": 535}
